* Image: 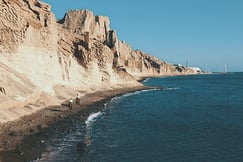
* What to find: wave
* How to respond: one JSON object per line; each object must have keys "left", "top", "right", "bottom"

{"left": 122, "top": 89, "right": 158, "bottom": 97}
{"left": 140, "top": 89, "right": 158, "bottom": 93}
{"left": 84, "top": 112, "right": 103, "bottom": 148}
{"left": 85, "top": 111, "right": 102, "bottom": 127}
{"left": 142, "top": 78, "right": 150, "bottom": 83}
{"left": 103, "top": 89, "right": 159, "bottom": 109}
{"left": 163, "top": 87, "right": 180, "bottom": 91}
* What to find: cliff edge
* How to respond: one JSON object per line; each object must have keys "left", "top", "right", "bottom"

{"left": 0, "top": 0, "right": 200, "bottom": 122}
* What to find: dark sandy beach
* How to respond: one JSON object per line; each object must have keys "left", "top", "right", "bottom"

{"left": 0, "top": 86, "right": 156, "bottom": 162}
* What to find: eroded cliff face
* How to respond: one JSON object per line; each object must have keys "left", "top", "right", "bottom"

{"left": 57, "top": 10, "right": 197, "bottom": 80}
{"left": 0, "top": 0, "right": 57, "bottom": 52}
{"left": 0, "top": 0, "right": 61, "bottom": 94}
{"left": 0, "top": 0, "right": 199, "bottom": 113}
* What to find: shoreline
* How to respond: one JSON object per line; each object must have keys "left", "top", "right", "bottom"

{"left": 0, "top": 85, "right": 159, "bottom": 162}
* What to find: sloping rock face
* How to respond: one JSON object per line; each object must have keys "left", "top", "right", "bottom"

{"left": 0, "top": 0, "right": 61, "bottom": 94}
{"left": 0, "top": 0, "right": 199, "bottom": 113}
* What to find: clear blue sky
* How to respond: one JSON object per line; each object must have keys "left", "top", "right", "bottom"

{"left": 42, "top": 0, "right": 243, "bottom": 72}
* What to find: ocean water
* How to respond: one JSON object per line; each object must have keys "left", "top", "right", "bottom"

{"left": 36, "top": 73, "right": 243, "bottom": 162}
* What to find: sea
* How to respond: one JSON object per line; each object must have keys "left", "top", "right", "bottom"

{"left": 35, "top": 73, "right": 243, "bottom": 162}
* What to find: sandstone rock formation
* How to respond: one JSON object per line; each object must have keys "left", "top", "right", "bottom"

{"left": 0, "top": 0, "right": 200, "bottom": 122}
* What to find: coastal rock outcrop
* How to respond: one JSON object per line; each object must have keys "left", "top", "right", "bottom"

{"left": 0, "top": 0, "right": 200, "bottom": 122}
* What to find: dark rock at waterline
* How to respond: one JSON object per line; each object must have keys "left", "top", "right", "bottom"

{"left": 76, "top": 141, "right": 86, "bottom": 154}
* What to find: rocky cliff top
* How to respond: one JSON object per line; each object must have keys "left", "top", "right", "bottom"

{"left": 59, "top": 10, "right": 110, "bottom": 41}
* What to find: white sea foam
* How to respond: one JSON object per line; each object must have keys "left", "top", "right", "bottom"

{"left": 84, "top": 112, "right": 103, "bottom": 147}
{"left": 140, "top": 89, "right": 158, "bottom": 93}
{"left": 142, "top": 78, "right": 150, "bottom": 83}
{"left": 116, "top": 89, "right": 158, "bottom": 99}
{"left": 163, "top": 87, "right": 180, "bottom": 91}
{"left": 110, "top": 96, "right": 120, "bottom": 104}
{"left": 104, "top": 89, "right": 159, "bottom": 110}
{"left": 85, "top": 111, "right": 102, "bottom": 126}
{"left": 122, "top": 92, "right": 135, "bottom": 97}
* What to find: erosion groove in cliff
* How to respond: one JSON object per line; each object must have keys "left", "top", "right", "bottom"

{"left": 0, "top": 0, "right": 200, "bottom": 123}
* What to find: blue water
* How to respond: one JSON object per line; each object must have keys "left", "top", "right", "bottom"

{"left": 37, "top": 73, "right": 243, "bottom": 162}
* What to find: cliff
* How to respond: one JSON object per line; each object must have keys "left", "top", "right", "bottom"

{"left": 0, "top": 0, "right": 199, "bottom": 122}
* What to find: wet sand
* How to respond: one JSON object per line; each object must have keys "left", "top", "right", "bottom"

{"left": 0, "top": 86, "right": 157, "bottom": 162}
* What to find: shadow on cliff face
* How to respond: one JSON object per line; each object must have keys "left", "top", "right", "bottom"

{"left": 73, "top": 41, "right": 90, "bottom": 68}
